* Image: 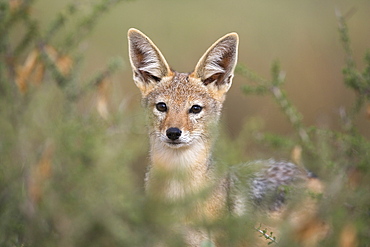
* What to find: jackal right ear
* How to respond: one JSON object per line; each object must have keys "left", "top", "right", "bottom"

{"left": 128, "top": 28, "right": 172, "bottom": 95}
{"left": 192, "top": 32, "right": 239, "bottom": 100}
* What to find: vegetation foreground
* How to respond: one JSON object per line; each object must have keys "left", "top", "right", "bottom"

{"left": 0, "top": 1, "right": 369, "bottom": 246}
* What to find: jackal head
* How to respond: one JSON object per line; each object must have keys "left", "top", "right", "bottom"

{"left": 128, "top": 29, "right": 238, "bottom": 150}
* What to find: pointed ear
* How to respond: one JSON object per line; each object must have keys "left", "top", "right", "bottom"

{"left": 192, "top": 32, "right": 239, "bottom": 97}
{"left": 128, "top": 28, "right": 172, "bottom": 95}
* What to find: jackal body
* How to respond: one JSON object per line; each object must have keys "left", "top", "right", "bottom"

{"left": 127, "top": 29, "right": 314, "bottom": 245}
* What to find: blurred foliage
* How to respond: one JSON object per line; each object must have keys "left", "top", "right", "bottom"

{"left": 0, "top": 1, "right": 369, "bottom": 247}
{"left": 0, "top": 0, "right": 150, "bottom": 246}
{"left": 235, "top": 9, "right": 370, "bottom": 247}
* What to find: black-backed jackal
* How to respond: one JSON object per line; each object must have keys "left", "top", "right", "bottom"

{"left": 128, "top": 29, "right": 324, "bottom": 246}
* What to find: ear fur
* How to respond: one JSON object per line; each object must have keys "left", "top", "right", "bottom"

{"left": 128, "top": 28, "right": 172, "bottom": 95}
{"left": 192, "top": 32, "right": 239, "bottom": 96}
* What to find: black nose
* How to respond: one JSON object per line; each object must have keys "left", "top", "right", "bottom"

{"left": 166, "top": 127, "right": 182, "bottom": 140}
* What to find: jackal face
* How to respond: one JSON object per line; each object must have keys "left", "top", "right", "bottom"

{"left": 128, "top": 29, "right": 238, "bottom": 149}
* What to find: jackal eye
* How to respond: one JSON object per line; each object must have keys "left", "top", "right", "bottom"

{"left": 189, "top": 105, "right": 203, "bottom": 114}
{"left": 156, "top": 102, "right": 167, "bottom": 112}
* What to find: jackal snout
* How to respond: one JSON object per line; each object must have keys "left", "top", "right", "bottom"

{"left": 166, "top": 127, "right": 182, "bottom": 141}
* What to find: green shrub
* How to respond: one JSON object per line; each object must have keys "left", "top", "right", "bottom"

{"left": 0, "top": 2, "right": 369, "bottom": 246}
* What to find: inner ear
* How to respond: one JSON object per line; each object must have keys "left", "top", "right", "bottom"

{"left": 128, "top": 28, "right": 171, "bottom": 86}
{"left": 137, "top": 70, "right": 162, "bottom": 83}
{"left": 203, "top": 73, "right": 223, "bottom": 85}
{"left": 193, "top": 32, "right": 238, "bottom": 90}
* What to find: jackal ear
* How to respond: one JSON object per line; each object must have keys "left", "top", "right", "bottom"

{"left": 192, "top": 32, "right": 239, "bottom": 97}
{"left": 128, "top": 28, "right": 172, "bottom": 95}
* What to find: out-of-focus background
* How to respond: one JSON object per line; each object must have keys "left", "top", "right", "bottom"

{"left": 2, "top": 0, "right": 370, "bottom": 246}
{"left": 34, "top": 0, "right": 370, "bottom": 137}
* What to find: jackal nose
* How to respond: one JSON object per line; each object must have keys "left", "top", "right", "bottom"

{"left": 166, "top": 127, "right": 182, "bottom": 140}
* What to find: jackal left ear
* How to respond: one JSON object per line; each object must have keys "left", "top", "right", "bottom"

{"left": 128, "top": 28, "right": 172, "bottom": 96}
{"left": 192, "top": 32, "right": 239, "bottom": 98}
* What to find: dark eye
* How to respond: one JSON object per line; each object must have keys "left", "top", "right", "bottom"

{"left": 189, "top": 105, "right": 203, "bottom": 114}
{"left": 156, "top": 102, "right": 167, "bottom": 112}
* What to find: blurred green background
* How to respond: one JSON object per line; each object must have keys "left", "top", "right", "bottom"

{"left": 2, "top": 0, "right": 370, "bottom": 246}
{"left": 35, "top": 0, "right": 370, "bottom": 138}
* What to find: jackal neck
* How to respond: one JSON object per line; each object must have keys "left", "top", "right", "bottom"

{"left": 145, "top": 139, "right": 215, "bottom": 200}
